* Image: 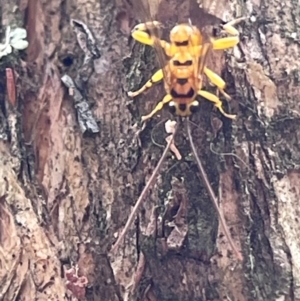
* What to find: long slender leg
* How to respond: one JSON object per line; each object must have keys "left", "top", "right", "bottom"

{"left": 132, "top": 29, "right": 155, "bottom": 46}
{"left": 212, "top": 17, "right": 246, "bottom": 50}
{"left": 222, "top": 17, "right": 247, "bottom": 35}
{"left": 212, "top": 37, "right": 239, "bottom": 50}
{"left": 128, "top": 69, "right": 164, "bottom": 98}
{"left": 204, "top": 67, "right": 231, "bottom": 100}
{"left": 197, "top": 90, "right": 236, "bottom": 119}
{"left": 131, "top": 22, "right": 170, "bottom": 51}
{"left": 186, "top": 118, "right": 243, "bottom": 261}
{"left": 131, "top": 21, "right": 161, "bottom": 46}
{"left": 141, "top": 94, "right": 173, "bottom": 122}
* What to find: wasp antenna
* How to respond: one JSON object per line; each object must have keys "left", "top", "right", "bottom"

{"left": 186, "top": 119, "right": 243, "bottom": 261}
{"left": 111, "top": 123, "right": 178, "bottom": 253}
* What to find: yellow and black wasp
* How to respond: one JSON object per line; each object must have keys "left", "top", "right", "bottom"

{"left": 112, "top": 0, "right": 245, "bottom": 261}
{"left": 128, "top": 0, "right": 243, "bottom": 121}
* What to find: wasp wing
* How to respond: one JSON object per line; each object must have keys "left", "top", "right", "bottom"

{"left": 123, "top": 0, "right": 170, "bottom": 84}
{"left": 186, "top": 0, "right": 228, "bottom": 89}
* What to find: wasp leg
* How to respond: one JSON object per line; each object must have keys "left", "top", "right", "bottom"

{"left": 222, "top": 17, "right": 247, "bottom": 36}
{"left": 131, "top": 22, "right": 172, "bottom": 54}
{"left": 132, "top": 29, "right": 155, "bottom": 46}
{"left": 212, "top": 17, "right": 246, "bottom": 50}
{"left": 141, "top": 94, "right": 173, "bottom": 122}
{"left": 131, "top": 22, "right": 161, "bottom": 46}
{"left": 197, "top": 90, "right": 236, "bottom": 119}
{"left": 128, "top": 69, "right": 164, "bottom": 98}
{"left": 204, "top": 67, "right": 231, "bottom": 100}
{"left": 132, "top": 30, "right": 171, "bottom": 55}
{"left": 212, "top": 36, "right": 239, "bottom": 50}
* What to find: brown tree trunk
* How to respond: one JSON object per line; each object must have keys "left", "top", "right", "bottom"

{"left": 0, "top": 0, "right": 299, "bottom": 300}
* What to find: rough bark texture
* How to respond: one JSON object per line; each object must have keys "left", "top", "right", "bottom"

{"left": 0, "top": 0, "right": 300, "bottom": 300}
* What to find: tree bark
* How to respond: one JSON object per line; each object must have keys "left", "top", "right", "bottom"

{"left": 0, "top": 0, "right": 300, "bottom": 300}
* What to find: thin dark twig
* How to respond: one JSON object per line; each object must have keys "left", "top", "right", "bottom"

{"left": 186, "top": 119, "right": 243, "bottom": 261}
{"left": 111, "top": 123, "right": 178, "bottom": 253}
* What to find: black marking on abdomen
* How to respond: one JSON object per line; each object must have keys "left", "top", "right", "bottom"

{"left": 175, "top": 41, "right": 188, "bottom": 46}
{"left": 171, "top": 88, "right": 194, "bottom": 98}
{"left": 173, "top": 60, "right": 192, "bottom": 66}
{"left": 177, "top": 78, "right": 188, "bottom": 85}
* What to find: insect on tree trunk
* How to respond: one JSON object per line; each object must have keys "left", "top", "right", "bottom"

{"left": 0, "top": 0, "right": 300, "bottom": 300}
